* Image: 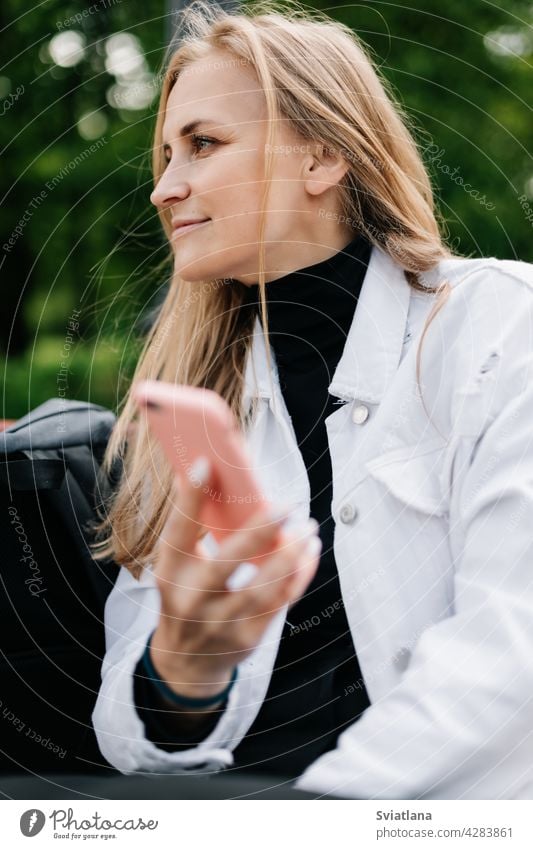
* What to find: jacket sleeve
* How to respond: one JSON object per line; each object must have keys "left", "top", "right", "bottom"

{"left": 92, "top": 559, "right": 284, "bottom": 774}
{"left": 132, "top": 653, "right": 224, "bottom": 750}
{"left": 296, "top": 265, "right": 533, "bottom": 799}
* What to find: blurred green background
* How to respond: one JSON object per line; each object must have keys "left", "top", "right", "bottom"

{"left": 1, "top": 0, "right": 532, "bottom": 419}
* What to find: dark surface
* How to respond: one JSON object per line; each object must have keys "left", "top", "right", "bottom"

{"left": 0, "top": 401, "right": 119, "bottom": 775}
{"left": 0, "top": 771, "right": 339, "bottom": 800}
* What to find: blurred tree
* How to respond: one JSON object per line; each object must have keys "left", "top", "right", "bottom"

{"left": 317, "top": 0, "right": 532, "bottom": 259}
{"left": 1, "top": 0, "right": 168, "bottom": 416}
{"left": 1, "top": 0, "right": 531, "bottom": 418}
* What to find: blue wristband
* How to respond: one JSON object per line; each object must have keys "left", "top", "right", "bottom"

{"left": 142, "top": 631, "right": 238, "bottom": 708}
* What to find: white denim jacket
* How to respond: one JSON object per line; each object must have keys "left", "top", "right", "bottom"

{"left": 93, "top": 246, "right": 533, "bottom": 799}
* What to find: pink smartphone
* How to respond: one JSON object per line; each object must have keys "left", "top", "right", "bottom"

{"left": 133, "top": 380, "right": 272, "bottom": 550}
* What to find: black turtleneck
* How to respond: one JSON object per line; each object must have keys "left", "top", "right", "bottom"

{"left": 242, "top": 233, "right": 372, "bottom": 607}
{"left": 134, "top": 235, "right": 372, "bottom": 777}
{"left": 231, "top": 234, "right": 372, "bottom": 776}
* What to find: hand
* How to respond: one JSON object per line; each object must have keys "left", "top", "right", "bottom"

{"left": 149, "top": 456, "right": 321, "bottom": 702}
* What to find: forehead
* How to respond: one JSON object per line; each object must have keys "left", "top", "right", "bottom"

{"left": 163, "top": 50, "right": 266, "bottom": 137}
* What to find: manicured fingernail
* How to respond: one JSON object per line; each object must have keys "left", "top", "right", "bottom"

{"left": 188, "top": 456, "right": 210, "bottom": 487}
{"left": 292, "top": 518, "right": 319, "bottom": 542}
{"left": 268, "top": 506, "right": 291, "bottom": 525}
{"left": 305, "top": 518, "right": 319, "bottom": 535}
{"left": 304, "top": 536, "right": 322, "bottom": 558}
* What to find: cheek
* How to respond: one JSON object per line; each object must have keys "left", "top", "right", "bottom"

{"left": 214, "top": 162, "right": 264, "bottom": 208}
{"left": 210, "top": 179, "right": 263, "bottom": 241}
{"left": 214, "top": 146, "right": 265, "bottom": 198}
{"left": 202, "top": 151, "right": 298, "bottom": 242}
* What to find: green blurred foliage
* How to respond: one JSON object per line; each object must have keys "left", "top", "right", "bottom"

{"left": 323, "top": 0, "right": 533, "bottom": 260}
{"left": 1, "top": 0, "right": 531, "bottom": 418}
{"left": 1, "top": 0, "right": 168, "bottom": 418}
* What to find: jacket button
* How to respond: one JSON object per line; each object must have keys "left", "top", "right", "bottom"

{"left": 339, "top": 503, "right": 358, "bottom": 524}
{"left": 352, "top": 404, "right": 369, "bottom": 425}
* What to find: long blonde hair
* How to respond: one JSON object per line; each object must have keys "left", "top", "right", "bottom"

{"left": 91, "top": 0, "right": 451, "bottom": 577}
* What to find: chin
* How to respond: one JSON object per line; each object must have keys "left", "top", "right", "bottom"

{"left": 174, "top": 264, "right": 207, "bottom": 283}
{"left": 172, "top": 248, "right": 209, "bottom": 280}
{"left": 174, "top": 243, "right": 245, "bottom": 284}
{"left": 173, "top": 256, "right": 225, "bottom": 284}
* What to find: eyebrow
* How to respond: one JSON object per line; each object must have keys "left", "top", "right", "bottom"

{"left": 162, "top": 118, "right": 222, "bottom": 147}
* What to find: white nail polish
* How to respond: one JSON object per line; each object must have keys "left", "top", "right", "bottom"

{"left": 305, "top": 536, "right": 322, "bottom": 557}
{"left": 295, "top": 518, "right": 320, "bottom": 540}
{"left": 267, "top": 506, "right": 291, "bottom": 525}
{"left": 188, "top": 456, "right": 210, "bottom": 487}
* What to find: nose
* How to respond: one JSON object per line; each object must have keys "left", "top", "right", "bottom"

{"left": 150, "top": 165, "right": 191, "bottom": 210}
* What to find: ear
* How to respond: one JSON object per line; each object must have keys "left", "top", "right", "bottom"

{"left": 303, "top": 143, "right": 351, "bottom": 197}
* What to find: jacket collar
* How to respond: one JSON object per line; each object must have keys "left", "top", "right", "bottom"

{"left": 242, "top": 245, "right": 413, "bottom": 410}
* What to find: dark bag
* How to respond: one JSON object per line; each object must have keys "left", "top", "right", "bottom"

{"left": 0, "top": 399, "right": 120, "bottom": 773}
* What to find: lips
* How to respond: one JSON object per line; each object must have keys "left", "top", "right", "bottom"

{"left": 171, "top": 218, "right": 210, "bottom": 236}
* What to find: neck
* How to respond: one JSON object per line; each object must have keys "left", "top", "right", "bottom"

{"left": 241, "top": 231, "right": 371, "bottom": 391}
{"left": 234, "top": 228, "right": 359, "bottom": 286}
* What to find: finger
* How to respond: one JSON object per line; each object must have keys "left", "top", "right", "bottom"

{"left": 219, "top": 533, "right": 322, "bottom": 621}
{"left": 286, "top": 548, "right": 321, "bottom": 605}
{"left": 205, "top": 511, "right": 314, "bottom": 589}
{"left": 157, "top": 456, "right": 212, "bottom": 568}
{"left": 248, "top": 533, "right": 321, "bottom": 608}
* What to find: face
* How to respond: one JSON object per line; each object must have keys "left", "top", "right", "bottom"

{"left": 151, "top": 49, "right": 352, "bottom": 284}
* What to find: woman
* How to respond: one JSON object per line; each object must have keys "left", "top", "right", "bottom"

{"left": 92, "top": 0, "right": 533, "bottom": 798}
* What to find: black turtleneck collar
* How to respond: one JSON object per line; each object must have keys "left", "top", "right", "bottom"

{"left": 243, "top": 233, "right": 369, "bottom": 306}
{"left": 241, "top": 233, "right": 371, "bottom": 377}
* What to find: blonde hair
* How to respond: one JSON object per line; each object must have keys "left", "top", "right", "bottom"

{"left": 91, "top": 0, "right": 451, "bottom": 577}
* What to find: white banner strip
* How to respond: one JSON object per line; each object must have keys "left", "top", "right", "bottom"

{"left": 2, "top": 799, "right": 533, "bottom": 848}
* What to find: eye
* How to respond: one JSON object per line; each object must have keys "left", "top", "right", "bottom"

{"left": 162, "top": 135, "right": 217, "bottom": 166}
{"left": 190, "top": 134, "right": 216, "bottom": 154}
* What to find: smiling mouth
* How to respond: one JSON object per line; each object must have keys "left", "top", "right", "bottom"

{"left": 172, "top": 220, "right": 211, "bottom": 237}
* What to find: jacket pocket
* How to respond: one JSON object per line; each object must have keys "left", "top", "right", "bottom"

{"left": 364, "top": 439, "right": 449, "bottom": 517}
